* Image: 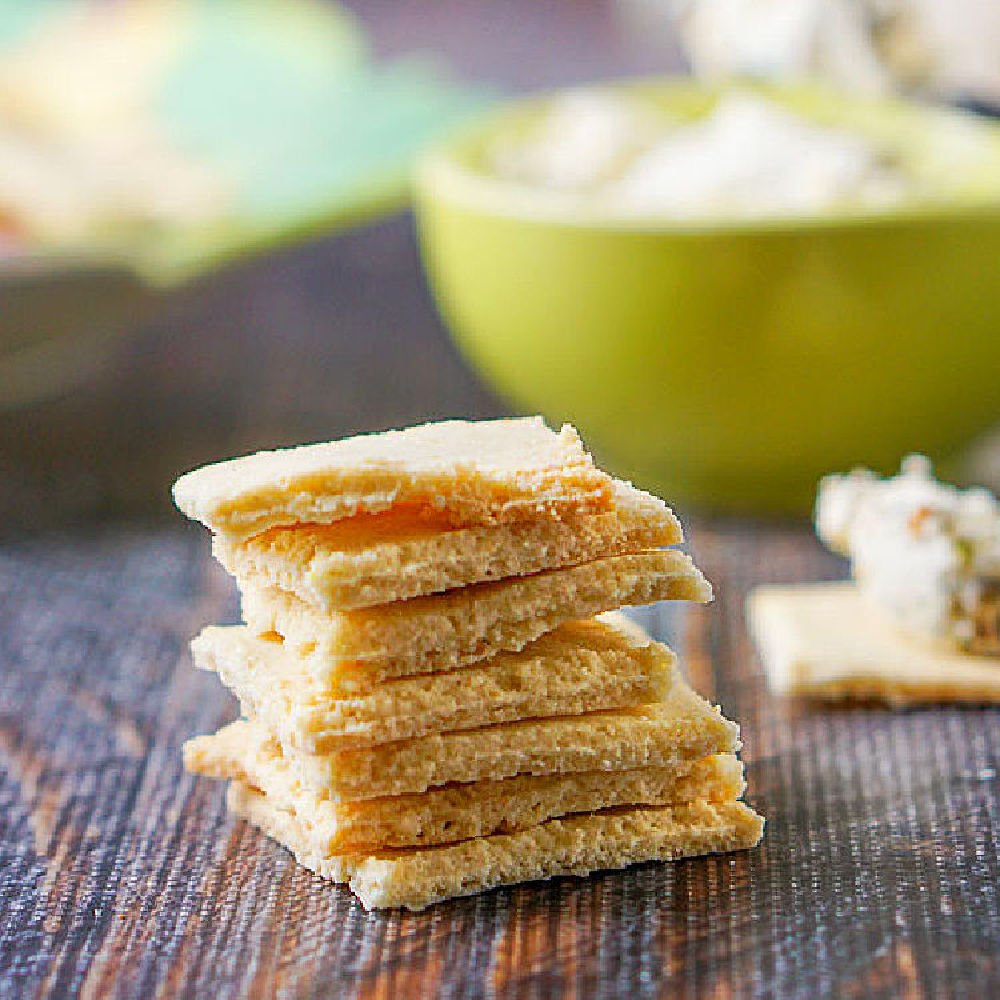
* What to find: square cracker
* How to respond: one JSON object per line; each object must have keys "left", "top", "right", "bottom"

{"left": 214, "top": 479, "right": 682, "bottom": 611}
{"left": 191, "top": 615, "right": 676, "bottom": 752}
{"left": 749, "top": 582, "right": 1000, "bottom": 705}
{"left": 184, "top": 677, "right": 740, "bottom": 801}
{"left": 241, "top": 549, "right": 712, "bottom": 688}
{"left": 172, "top": 417, "right": 613, "bottom": 540}
{"left": 227, "top": 784, "right": 765, "bottom": 910}
{"left": 187, "top": 716, "right": 743, "bottom": 851}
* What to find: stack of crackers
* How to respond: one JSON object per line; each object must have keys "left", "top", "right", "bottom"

{"left": 174, "top": 418, "right": 763, "bottom": 910}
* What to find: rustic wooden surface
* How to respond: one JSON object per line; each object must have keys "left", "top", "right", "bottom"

{"left": 1, "top": 3, "right": 999, "bottom": 995}
{"left": 1, "top": 519, "right": 998, "bottom": 1000}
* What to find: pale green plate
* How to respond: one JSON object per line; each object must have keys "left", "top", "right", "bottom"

{"left": 0, "top": 0, "right": 486, "bottom": 408}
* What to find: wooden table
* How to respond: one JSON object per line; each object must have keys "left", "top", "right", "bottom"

{"left": 2, "top": 518, "right": 997, "bottom": 999}
{"left": 1, "top": 5, "right": 998, "bottom": 994}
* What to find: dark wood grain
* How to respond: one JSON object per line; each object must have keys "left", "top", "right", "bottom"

{"left": 1, "top": 520, "right": 997, "bottom": 1000}
{"left": 1, "top": 4, "right": 998, "bottom": 995}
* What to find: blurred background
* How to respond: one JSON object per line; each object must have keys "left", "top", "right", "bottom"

{"left": 3, "top": 0, "right": 1000, "bottom": 534}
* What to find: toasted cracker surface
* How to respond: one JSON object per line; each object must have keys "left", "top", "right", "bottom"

{"left": 191, "top": 617, "right": 675, "bottom": 752}
{"left": 240, "top": 549, "right": 712, "bottom": 688}
{"left": 215, "top": 479, "right": 682, "bottom": 610}
{"left": 172, "top": 417, "right": 613, "bottom": 539}
{"left": 749, "top": 582, "right": 1000, "bottom": 706}
{"left": 227, "top": 785, "right": 764, "bottom": 910}
{"left": 184, "top": 677, "right": 739, "bottom": 801}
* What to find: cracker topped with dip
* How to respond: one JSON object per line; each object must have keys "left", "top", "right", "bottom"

{"left": 750, "top": 456, "right": 1000, "bottom": 705}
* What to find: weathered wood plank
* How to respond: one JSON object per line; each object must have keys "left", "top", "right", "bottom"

{"left": 1, "top": 521, "right": 998, "bottom": 1000}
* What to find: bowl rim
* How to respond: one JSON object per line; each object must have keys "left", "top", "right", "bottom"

{"left": 415, "top": 76, "right": 1000, "bottom": 235}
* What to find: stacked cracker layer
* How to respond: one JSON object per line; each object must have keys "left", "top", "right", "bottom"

{"left": 175, "top": 418, "right": 763, "bottom": 910}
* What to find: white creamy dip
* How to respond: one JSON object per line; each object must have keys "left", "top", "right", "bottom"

{"left": 489, "top": 90, "right": 908, "bottom": 219}
{"left": 816, "top": 455, "right": 1000, "bottom": 650}
{"left": 671, "top": 0, "right": 1000, "bottom": 105}
{"left": 489, "top": 91, "right": 661, "bottom": 192}
{"left": 608, "top": 92, "right": 904, "bottom": 218}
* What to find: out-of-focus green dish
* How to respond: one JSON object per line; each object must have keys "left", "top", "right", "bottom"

{"left": 414, "top": 80, "right": 1000, "bottom": 515}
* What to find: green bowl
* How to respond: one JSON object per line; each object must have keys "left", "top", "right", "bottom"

{"left": 414, "top": 81, "right": 1000, "bottom": 514}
